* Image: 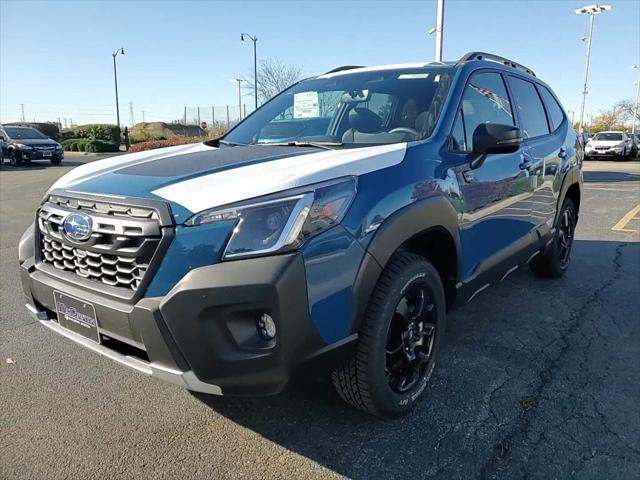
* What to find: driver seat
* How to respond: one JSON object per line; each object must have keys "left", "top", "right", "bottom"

{"left": 341, "top": 108, "right": 383, "bottom": 143}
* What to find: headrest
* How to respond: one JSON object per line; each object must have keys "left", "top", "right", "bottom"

{"left": 349, "top": 108, "right": 382, "bottom": 133}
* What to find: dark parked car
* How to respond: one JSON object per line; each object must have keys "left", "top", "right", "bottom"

{"left": 0, "top": 125, "right": 63, "bottom": 166}
{"left": 20, "top": 52, "right": 582, "bottom": 416}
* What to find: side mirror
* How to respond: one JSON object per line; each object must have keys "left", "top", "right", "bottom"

{"left": 470, "top": 123, "right": 523, "bottom": 169}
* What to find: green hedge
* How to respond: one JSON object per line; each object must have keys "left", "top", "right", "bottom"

{"left": 85, "top": 140, "right": 119, "bottom": 152}
{"left": 62, "top": 138, "right": 119, "bottom": 153}
{"left": 72, "top": 124, "right": 120, "bottom": 143}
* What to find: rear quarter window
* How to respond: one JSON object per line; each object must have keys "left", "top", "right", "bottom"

{"left": 537, "top": 85, "right": 566, "bottom": 131}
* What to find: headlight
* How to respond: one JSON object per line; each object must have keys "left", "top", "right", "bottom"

{"left": 186, "top": 178, "right": 357, "bottom": 259}
{"left": 55, "top": 144, "right": 63, "bottom": 150}
{"left": 16, "top": 144, "right": 33, "bottom": 150}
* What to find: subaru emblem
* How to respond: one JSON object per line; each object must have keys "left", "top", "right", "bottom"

{"left": 62, "top": 212, "right": 93, "bottom": 242}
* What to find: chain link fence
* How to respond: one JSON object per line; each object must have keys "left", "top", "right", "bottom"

{"left": 182, "top": 104, "right": 254, "bottom": 129}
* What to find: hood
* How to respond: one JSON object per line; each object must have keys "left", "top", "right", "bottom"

{"left": 11, "top": 138, "right": 58, "bottom": 146}
{"left": 52, "top": 142, "right": 407, "bottom": 223}
{"left": 588, "top": 139, "right": 624, "bottom": 147}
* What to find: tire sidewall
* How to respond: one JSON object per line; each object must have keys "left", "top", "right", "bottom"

{"left": 364, "top": 259, "right": 446, "bottom": 415}
{"left": 553, "top": 199, "right": 576, "bottom": 272}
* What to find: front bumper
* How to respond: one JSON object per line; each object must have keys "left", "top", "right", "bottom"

{"left": 21, "top": 250, "right": 329, "bottom": 396}
{"left": 20, "top": 149, "right": 64, "bottom": 160}
{"left": 585, "top": 148, "right": 624, "bottom": 158}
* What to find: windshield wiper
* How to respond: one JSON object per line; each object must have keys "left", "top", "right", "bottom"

{"left": 255, "top": 141, "right": 343, "bottom": 150}
{"left": 218, "top": 139, "right": 246, "bottom": 146}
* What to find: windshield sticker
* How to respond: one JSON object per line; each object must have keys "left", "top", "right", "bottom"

{"left": 294, "top": 91, "right": 320, "bottom": 118}
{"left": 398, "top": 73, "right": 430, "bottom": 79}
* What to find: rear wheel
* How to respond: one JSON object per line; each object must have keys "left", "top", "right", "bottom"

{"left": 530, "top": 198, "right": 576, "bottom": 278}
{"left": 332, "top": 252, "right": 445, "bottom": 417}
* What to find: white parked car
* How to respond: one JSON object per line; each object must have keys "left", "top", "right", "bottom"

{"left": 584, "top": 131, "right": 632, "bottom": 161}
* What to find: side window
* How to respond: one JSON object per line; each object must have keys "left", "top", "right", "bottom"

{"left": 450, "top": 109, "right": 466, "bottom": 151}
{"left": 460, "top": 72, "right": 514, "bottom": 150}
{"left": 508, "top": 76, "right": 550, "bottom": 138}
{"left": 537, "top": 85, "right": 565, "bottom": 131}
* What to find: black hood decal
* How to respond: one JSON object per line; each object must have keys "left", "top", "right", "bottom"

{"left": 115, "top": 145, "right": 319, "bottom": 178}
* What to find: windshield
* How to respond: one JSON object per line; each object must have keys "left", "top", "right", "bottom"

{"left": 592, "top": 132, "right": 623, "bottom": 141}
{"left": 223, "top": 66, "right": 455, "bottom": 147}
{"left": 4, "top": 127, "right": 48, "bottom": 140}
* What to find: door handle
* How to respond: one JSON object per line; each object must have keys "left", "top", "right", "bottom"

{"left": 519, "top": 154, "right": 533, "bottom": 170}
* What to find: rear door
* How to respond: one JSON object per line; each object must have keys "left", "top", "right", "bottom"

{"left": 507, "top": 76, "right": 564, "bottom": 234}
{"left": 450, "top": 71, "right": 536, "bottom": 282}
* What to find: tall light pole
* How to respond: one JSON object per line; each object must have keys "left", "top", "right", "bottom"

{"left": 574, "top": 4, "right": 611, "bottom": 135}
{"left": 241, "top": 33, "right": 258, "bottom": 110}
{"left": 112, "top": 47, "right": 125, "bottom": 130}
{"left": 434, "top": 0, "right": 444, "bottom": 62}
{"left": 427, "top": 0, "right": 445, "bottom": 62}
{"left": 631, "top": 65, "right": 639, "bottom": 135}
{"left": 232, "top": 78, "right": 243, "bottom": 120}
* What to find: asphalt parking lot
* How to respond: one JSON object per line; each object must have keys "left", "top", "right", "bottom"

{"left": 1, "top": 156, "right": 638, "bottom": 479}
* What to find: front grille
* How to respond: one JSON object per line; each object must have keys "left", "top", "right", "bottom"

{"left": 37, "top": 195, "right": 163, "bottom": 291}
{"left": 595, "top": 147, "right": 610, "bottom": 151}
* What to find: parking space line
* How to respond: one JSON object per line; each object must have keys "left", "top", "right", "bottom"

{"left": 612, "top": 204, "right": 640, "bottom": 233}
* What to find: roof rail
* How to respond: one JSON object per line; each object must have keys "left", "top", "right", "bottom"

{"left": 324, "top": 65, "right": 365, "bottom": 74}
{"left": 458, "top": 52, "right": 536, "bottom": 77}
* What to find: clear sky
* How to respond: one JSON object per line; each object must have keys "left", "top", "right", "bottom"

{"left": 1, "top": 0, "right": 639, "bottom": 126}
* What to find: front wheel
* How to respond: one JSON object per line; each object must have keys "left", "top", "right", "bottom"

{"left": 332, "top": 252, "right": 445, "bottom": 417}
{"left": 50, "top": 157, "right": 62, "bottom": 166}
{"left": 530, "top": 198, "right": 576, "bottom": 278}
{"left": 9, "top": 150, "right": 22, "bottom": 166}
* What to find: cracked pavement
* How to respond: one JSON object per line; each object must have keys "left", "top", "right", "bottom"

{"left": 1, "top": 159, "right": 638, "bottom": 479}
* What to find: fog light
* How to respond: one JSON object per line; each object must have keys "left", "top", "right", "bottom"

{"left": 257, "top": 313, "right": 276, "bottom": 340}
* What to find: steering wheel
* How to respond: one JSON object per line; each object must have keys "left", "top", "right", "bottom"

{"left": 388, "top": 127, "right": 420, "bottom": 139}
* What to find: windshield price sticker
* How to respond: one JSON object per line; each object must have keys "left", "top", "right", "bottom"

{"left": 294, "top": 91, "right": 319, "bottom": 118}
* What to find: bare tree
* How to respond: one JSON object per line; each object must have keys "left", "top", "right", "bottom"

{"left": 589, "top": 107, "right": 627, "bottom": 133}
{"left": 244, "top": 58, "right": 303, "bottom": 105}
{"left": 614, "top": 98, "right": 640, "bottom": 124}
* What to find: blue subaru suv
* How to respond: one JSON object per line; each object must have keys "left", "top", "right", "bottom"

{"left": 20, "top": 53, "right": 582, "bottom": 416}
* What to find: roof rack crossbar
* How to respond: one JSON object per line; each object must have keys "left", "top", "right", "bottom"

{"left": 458, "top": 52, "right": 536, "bottom": 77}
{"left": 324, "top": 65, "right": 365, "bottom": 74}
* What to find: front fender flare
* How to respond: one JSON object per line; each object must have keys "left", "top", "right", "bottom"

{"left": 350, "top": 195, "right": 461, "bottom": 334}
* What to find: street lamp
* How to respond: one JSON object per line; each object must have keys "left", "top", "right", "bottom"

{"left": 631, "top": 65, "right": 639, "bottom": 135}
{"left": 427, "top": 0, "right": 445, "bottom": 62}
{"left": 231, "top": 78, "right": 243, "bottom": 120}
{"left": 574, "top": 4, "right": 611, "bottom": 135}
{"left": 112, "top": 47, "right": 125, "bottom": 130}
{"left": 241, "top": 33, "right": 258, "bottom": 110}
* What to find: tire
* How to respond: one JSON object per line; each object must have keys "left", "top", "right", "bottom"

{"left": 332, "top": 252, "right": 446, "bottom": 417}
{"left": 9, "top": 150, "right": 22, "bottom": 167}
{"left": 530, "top": 198, "right": 576, "bottom": 278}
{"left": 50, "top": 157, "right": 62, "bottom": 166}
